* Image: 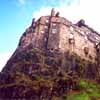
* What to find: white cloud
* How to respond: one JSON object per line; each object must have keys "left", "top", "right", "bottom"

{"left": 0, "top": 52, "right": 13, "bottom": 72}
{"left": 33, "top": 0, "right": 100, "bottom": 32}
{"left": 33, "top": 6, "right": 52, "bottom": 20}
{"left": 18, "top": 0, "right": 25, "bottom": 5}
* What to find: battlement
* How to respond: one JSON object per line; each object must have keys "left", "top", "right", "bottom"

{"left": 19, "top": 8, "right": 100, "bottom": 62}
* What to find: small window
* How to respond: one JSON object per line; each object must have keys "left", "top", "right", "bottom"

{"left": 52, "top": 23, "right": 56, "bottom": 26}
{"left": 95, "top": 36, "right": 99, "bottom": 40}
{"left": 84, "top": 36, "right": 87, "bottom": 40}
{"left": 40, "top": 30, "right": 44, "bottom": 33}
{"left": 52, "top": 29, "right": 57, "bottom": 34}
{"left": 96, "top": 43, "right": 100, "bottom": 52}
{"left": 44, "top": 26, "right": 48, "bottom": 29}
{"left": 70, "top": 26, "right": 74, "bottom": 31}
{"left": 84, "top": 36, "right": 88, "bottom": 43}
{"left": 46, "top": 20, "right": 49, "bottom": 23}
{"left": 84, "top": 47, "right": 89, "bottom": 55}
{"left": 69, "top": 33, "right": 74, "bottom": 39}
{"left": 69, "top": 39, "right": 74, "bottom": 44}
{"left": 80, "top": 31, "right": 85, "bottom": 35}
{"left": 69, "top": 33, "right": 74, "bottom": 44}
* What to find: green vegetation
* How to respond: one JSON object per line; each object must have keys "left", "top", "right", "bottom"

{"left": 66, "top": 79, "right": 100, "bottom": 100}
{"left": 67, "top": 92, "right": 89, "bottom": 100}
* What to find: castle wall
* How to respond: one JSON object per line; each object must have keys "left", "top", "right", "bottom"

{"left": 73, "top": 28, "right": 96, "bottom": 62}
{"left": 59, "top": 24, "right": 70, "bottom": 52}
{"left": 19, "top": 15, "right": 99, "bottom": 62}
{"left": 37, "top": 16, "right": 97, "bottom": 62}
{"left": 46, "top": 17, "right": 71, "bottom": 51}
{"left": 35, "top": 17, "right": 49, "bottom": 49}
{"left": 47, "top": 21, "right": 60, "bottom": 50}
{"left": 58, "top": 22, "right": 96, "bottom": 62}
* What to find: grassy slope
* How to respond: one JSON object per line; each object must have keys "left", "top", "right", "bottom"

{"left": 67, "top": 79, "right": 100, "bottom": 100}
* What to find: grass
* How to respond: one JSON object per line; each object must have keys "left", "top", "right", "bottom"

{"left": 66, "top": 79, "right": 100, "bottom": 100}
{"left": 67, "top": 92, "right": 90, "bottom": 100}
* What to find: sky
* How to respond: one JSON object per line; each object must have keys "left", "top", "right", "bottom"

{"left": 0, "top": 0, "right": 100, "bottom": 71}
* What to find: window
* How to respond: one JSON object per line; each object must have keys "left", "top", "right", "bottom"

{"left": 95, "top": 36, "right": 99, "bottom": 40}
{"left": 80, "top": 31, "right": 85, "bottom": 35}
{"left": 44, "top": 37, "right": 47, "bottom": 42}
{"left": 84, "top": 36, "right": 88, "bottom": 43}
{"left": 69, "top": 33, "right": 74, "bottom": 39}
{"left": 95, "top": 43, "right": 100, "bottom": 52}
{"left": 52, "top": 29, "right": 57, "bottom": 34}
{"left": 84, "top": 47, "right": 89, "bottom": 55}
{"left": 84, "top": 36, "right": 87, "bottom": 40}
{"left": 46, "top": 20, "right": 49, "bottom": 23}
{"left": 52, "top": 23, "right": 56, "bottom": 26}
{"left": 40, "top": 30, "right": 44, "bottom": 33}
{"left": 70, "top": 26, "right": 74, "bottom": 31}
{"left": 69, "top": 33, "right": 75, "bottom": 44}
{"left": 44, "top": 25, "right": 48, "bottom": 29}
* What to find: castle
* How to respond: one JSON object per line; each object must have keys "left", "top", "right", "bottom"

{"left": 19, "top": 8, "right": 100, "bottom": 62}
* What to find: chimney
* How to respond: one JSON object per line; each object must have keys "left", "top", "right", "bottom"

{"left": 55, "top": 12, "right": 60, "bottom": 17}
{"left": 51, "top": 8, "right": 55, "bottom": 16}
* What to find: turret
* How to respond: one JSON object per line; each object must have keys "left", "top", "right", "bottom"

{"left": 77, "top": 19, "right": 85, "bottom": 27}
{"left": 55, "top": 12, "right": 60, "bottom": 17}
{"left": 31, "top": 18, "right": 36, "bottom": 28}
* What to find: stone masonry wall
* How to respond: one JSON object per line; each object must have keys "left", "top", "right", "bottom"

{"left": 18, "top": 13, "right": 100, "bottom": 62}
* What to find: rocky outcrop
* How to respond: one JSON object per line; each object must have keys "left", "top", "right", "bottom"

{"left": 0, "top": 47, "right": 100, "bottom": 99}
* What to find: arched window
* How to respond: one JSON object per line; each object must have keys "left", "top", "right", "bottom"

{"left": 69, "top": 33, "right": 75, "bottom": 44}
{"left": 52, "top": 29, "right": 57, "bottom": 34}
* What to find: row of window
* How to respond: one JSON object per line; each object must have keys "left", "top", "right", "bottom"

{"left": 45, "top": 19, "right": 99, "bottom": 42}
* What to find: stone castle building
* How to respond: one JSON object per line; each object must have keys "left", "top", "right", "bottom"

{"left": 19, "top": 8, "right": 100, "bottom": 62}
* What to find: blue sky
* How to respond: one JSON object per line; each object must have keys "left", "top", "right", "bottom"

{"left": 0, "top": 0, "right": 75, "bottom": 70}
{"left": 0, "top": 0, "right": 45, "bottom": 52}
{"left": 0, "top": 0, "right": 73, "bottom": 52}
{"left": 0, "top": 0, "right": 100, "bottom": 71}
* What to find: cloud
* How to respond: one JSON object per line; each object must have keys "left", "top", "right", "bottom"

{"left": 78, "top": 0, "right": 100, "bottom": 32}
{"left": 17, "top": 0, "right": 32, "bottom": 6}
{"left": 33, "top": 6, "right": 52, "bottom": 20}
{"left": 33, "top": 0, "right": 100, "bottom": 32}
{"left": 0, "top": 52, "right": 13, "bottom": 72}
{"left": 18, "top": 0, "right": 25, "bottom": 5}
{"left": 33, "top": 0, "right": 80, "bottom": 23}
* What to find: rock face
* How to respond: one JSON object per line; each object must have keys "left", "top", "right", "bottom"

{"left": 0, "top": 9, "right": 100, "bottom": 99}
{"left": 1, "top": 47, "right": 99, "bottom": 99}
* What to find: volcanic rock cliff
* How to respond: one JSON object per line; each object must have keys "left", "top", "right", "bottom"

{"left": 0, "top": 9, "right": 100, "bottom": 100}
